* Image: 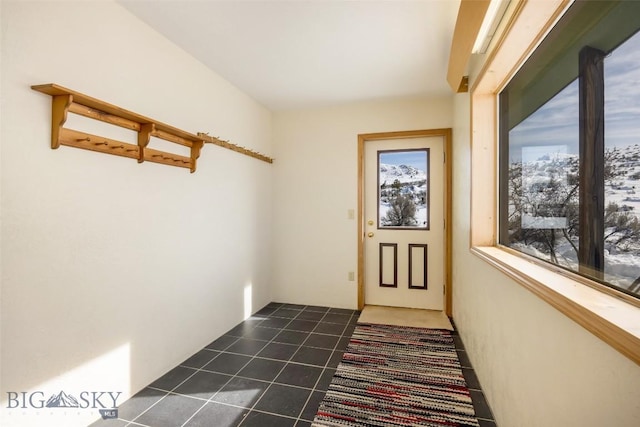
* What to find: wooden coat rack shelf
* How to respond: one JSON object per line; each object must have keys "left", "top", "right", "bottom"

{"left": 198, "top": 133, "right": 273, "bottom": 164}
{"left": 31, "top": 83, "right": 274, "bottom": 172}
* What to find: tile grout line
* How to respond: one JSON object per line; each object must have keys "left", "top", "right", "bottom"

{"left": 292, "top": 306, "right": 335, "bottom": 424}
{"left": 237, "top": 305, "right": 357, "bottom": 425}
{"left": 117, "top": 304, "right": 359, "bottom": 427}
{"left": 235, "top": 304, "right": 320, "bottom": 426}
{"left": 452, "top": 326, "right": 497, "bottom": 425}
{"left": 124, "top": 306, "right": 278, "bottom": 426}
{"left": 236, "top": 304, "right": 353, "bottom": 426}
{"left": 123, "top": 334, "right": 245, "bottom": 426}
{"left": 147, "top": 312, "right": 347, "bottom": 397}
{"left": 118, "top": 307, "right": 248, "bottom": 425}
{"left": 181, "top": 305, "right": 300, "bottom": 427}
{"left": 293, "top": 309, "right": 359, "bottom": 424}
{"left": 453, "top": 335, "right": 495, "bottom": 422}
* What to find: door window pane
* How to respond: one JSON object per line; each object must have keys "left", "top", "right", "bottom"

{"left": 378, "top": 149, "right": 429, "bottom": 229}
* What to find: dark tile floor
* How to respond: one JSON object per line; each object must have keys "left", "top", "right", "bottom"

{"left": 91, "top": 302, "right": 496, "bottom": 427}
{"left": 451, "top": 326, "right": 497, "bottom": 427}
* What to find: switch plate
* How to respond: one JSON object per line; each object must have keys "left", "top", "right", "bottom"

{"left": 348, "top": 271, "right": 355, "bottom": 281}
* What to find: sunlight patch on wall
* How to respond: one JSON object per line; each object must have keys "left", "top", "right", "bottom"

{"left": 244, "top": 282, "right": 253, "bottom": 319}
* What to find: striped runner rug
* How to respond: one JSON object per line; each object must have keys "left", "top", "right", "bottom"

{"left": 313, "top": 323, "right": 480, "bottom": 427}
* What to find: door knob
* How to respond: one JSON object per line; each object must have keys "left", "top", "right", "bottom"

{"left": 367, "top": 220, "right": 374, "bottom": 226}
{"left": 367, "top": 232, "right": 374, "bottom": 238}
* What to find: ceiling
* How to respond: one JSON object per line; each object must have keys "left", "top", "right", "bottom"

{"left": 119, "top": 0, "right": 460, "bottom": 111}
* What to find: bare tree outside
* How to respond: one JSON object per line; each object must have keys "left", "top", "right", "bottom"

{"left": 382, "top": 179, "right": 418, "bottom": 226}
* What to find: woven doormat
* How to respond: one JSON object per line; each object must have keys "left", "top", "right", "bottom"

{"left": 313, "top": 323, "right": 479, "bottom": 426}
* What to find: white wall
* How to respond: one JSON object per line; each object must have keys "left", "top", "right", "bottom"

{"left": 0, "top": 2, "right": 272, "bottom": 426}
{"left": 272, "top": 97, "right": 452, "bottom": 308}
{"left": 452, "top": 93, "right": 640, "bottom": 426}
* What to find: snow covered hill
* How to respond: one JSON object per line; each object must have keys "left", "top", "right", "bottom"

{"left": 511, "top": 143, "right": 640, "bottom": 294}
{"left": 519, "top": 144, "right": 640, "bottom": 219}
{"left": 379, "top": 163, "right": 426, "bottom": 185}
{"left": 378, "top": 163, "right": 428, "bottom": 227}
{"left": 605, "top": 144, "right": 640, "bottom": 216}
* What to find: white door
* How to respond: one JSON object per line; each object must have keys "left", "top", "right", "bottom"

{"left": 364, "top": 136, "right": 445, "bottom": 310}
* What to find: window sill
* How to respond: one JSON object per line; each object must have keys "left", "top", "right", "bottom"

{"left": 471, "top": 245, "right": 640, "bottom": 365}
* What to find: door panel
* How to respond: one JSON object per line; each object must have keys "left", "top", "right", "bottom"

{"left": 364, "top": 136, "right": 444, "bottom": 310}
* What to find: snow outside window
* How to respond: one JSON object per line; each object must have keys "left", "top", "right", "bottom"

{"left": 499, "top": 1, "right": 640, "bottom": 299}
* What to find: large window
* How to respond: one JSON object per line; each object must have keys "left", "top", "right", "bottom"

{"left": 499, "top": 1, "right": 640, "bottom": 298}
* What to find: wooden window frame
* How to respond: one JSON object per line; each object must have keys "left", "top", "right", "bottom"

{"left": 577, "top": 46, "right": 606, "bottom": 277}
{"left": 467, "top": 0, "right": 640, "bottom": 365}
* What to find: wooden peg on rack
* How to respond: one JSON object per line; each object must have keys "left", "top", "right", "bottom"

{"left": 143, "top": 147, "right": 191, "bottom": 169}
{"left": 197, "top": 131, "right": 274, "bottom": 164}
{"left": 59, "top": 128, "right": 139, "bottom": 159}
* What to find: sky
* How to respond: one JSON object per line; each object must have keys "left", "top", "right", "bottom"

{"left": 379, "top": 150, "right": 427, "bottom": 172}
{"left": 509, "top": 28, "right": 640, "bottom": 160}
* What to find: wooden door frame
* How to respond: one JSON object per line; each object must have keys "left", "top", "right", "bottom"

{"left": 357, "top": 129, "right": 453, "bottom": 315}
